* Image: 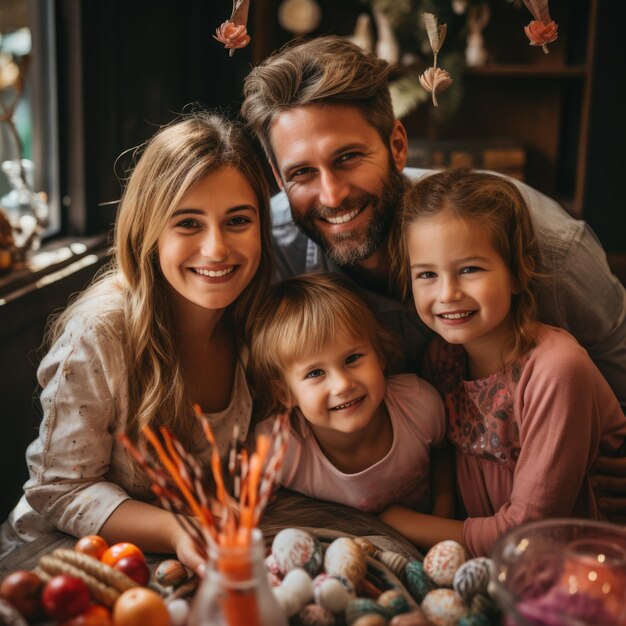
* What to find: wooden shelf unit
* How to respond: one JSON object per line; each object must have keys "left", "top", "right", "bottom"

{"left": 403, "top": 0, "right": 596, "bottom": 218}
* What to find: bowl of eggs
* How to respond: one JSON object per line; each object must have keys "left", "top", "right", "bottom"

{"left": 490, "top": 518, "right": 626, "bottom": 626}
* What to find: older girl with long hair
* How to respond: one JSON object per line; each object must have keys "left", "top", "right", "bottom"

{"left": 3, "top": 111, "right": 273, "bottom": 573}
{"left": 380, "top": 169, "right": 626, "bottom": 557}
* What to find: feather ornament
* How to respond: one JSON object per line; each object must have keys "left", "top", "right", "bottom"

{"left": 422, "top": 12, "right": 447, "bottom": 59}
{"left": 214, "top": 0, "right": 251, "bottom": 57}
{"left": 420, "top": 12, "right": 453, "bottom": 107}
{"left": 522, "top": 0, "right": 558, "bottom": 54}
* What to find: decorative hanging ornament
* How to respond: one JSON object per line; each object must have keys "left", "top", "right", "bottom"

{"left": 419, "top": 13, "right": 453, "bottom": 107}
{"left": 214, "top": 0, "right": 251, "bottom": 57}
{"left": 277, "top": 0, "right": 322, "bottom": 37}
{"left": 522, "top": 0, "right": 558, "bottom": 54}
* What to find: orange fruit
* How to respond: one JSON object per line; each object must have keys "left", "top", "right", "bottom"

{"left": 75, "top": 535, "right": 109, "bottom": 561}
{"left": 59, "top": 604, "right": 113, "bottom": 626}
{"left": 113, "top": 588, "right": 170, "bottom": 626}
{"left": 100, "top": 542, "right": 144, "bottom": 567}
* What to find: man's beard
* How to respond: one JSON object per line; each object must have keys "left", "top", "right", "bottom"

{"left": 290, "top": 162, "right": 406, "bottom": 267}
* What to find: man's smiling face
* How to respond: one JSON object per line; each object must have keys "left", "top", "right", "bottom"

{"left": 269, "top": 104, "right": 407, "bottom": 267}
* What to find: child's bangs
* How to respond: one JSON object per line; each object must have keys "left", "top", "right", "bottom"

{"left": 274, "top": 295, "right": 364, "bottom": 369}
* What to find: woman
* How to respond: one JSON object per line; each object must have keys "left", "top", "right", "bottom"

{"left": 2, "top": 111, "right": 273, "bottom": 574}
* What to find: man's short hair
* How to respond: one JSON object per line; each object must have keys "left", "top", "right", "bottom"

{"left": 241, "top": 36, "right": 395, "bottom": 166}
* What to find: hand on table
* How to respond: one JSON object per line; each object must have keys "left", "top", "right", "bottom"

{"left": 592, "top": 455, "right": 626, "bottom": 523}
{"left": 172, "top": 526, "right": 208, "bottom": 577}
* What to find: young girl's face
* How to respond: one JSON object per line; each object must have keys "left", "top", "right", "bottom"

{"left": 283, "top": 334, "right": 386, "bottom": 436}
{"left": 157, "top": 166, "right": 262, "bottom": 315}
{"left": 407, "top": 213, "right": 516, "bottom": 353}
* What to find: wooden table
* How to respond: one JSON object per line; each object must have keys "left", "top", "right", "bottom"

{"left": 0, "top": 489, "right": 422, "bottom": 578}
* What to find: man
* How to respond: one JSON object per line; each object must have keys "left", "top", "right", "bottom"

{"left": 241, "top": 36, "right": 626, "bottom": 507}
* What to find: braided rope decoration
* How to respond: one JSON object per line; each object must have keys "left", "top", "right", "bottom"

{"left": 36, "top": 548, "right": 139, "bottom": 607}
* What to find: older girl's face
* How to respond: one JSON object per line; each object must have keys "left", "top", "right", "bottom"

{"left": 157, "top": 166, "right": 262, "bottom": 314}
{"left": 407, "top": 213, "right": 515, "bottom": 358}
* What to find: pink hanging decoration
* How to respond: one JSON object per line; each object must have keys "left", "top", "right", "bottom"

{"left": 214, "top": 0, "right": 251, "bottom": 56}
{"left": 522, "top": 0, "right": 558, "bottom": 54}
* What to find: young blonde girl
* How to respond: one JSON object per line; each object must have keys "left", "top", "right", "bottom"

{"left": 380, "top": 169, "right": 626, "bottom": 556}
{"left": 250, "top": 272, "right": 451, "bottom": 516}
{"left": 2, "top": 111, "right": 273, "bottom": 573}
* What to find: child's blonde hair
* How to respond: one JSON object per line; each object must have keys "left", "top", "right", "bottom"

{"left": 393, "top": 169, "right": 541, "bottom": 360}
{"left": 249, "top": 273, "right": 400, "bottom": 420}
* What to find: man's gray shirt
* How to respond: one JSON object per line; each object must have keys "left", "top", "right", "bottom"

{"left": 270, "top": 168, "right": 626, "bottom": 411}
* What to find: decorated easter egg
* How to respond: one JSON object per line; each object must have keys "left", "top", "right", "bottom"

{"left": 282, "top": 567, "right": 314, "bottom": 605}
{"left": 377, "top": 550, "right": 410, "bottom": 579}
{"left": 421, "top": 588, "right": 467, "bottom": 626}
{"left": 404, "top": 560, "right": 436, "bottom": 603}
{"left": 452, "top": 557, "right": 493, "bottom": 602}
{"left": 324, "top": 537, "right": 367, "bottom": 587}
{"left": 273, "top": 585, "right": 304, "bottom": 617}
{"left": 297, "top": 602, "right": 336, "bottom": 626}
{"left": 353, "top": 537, "right": 379, "bottom": 557}
{"left": 423, "top": 540, "right": 466, "bottom": 587}
{"left": 389, "top": 608, "right": 432, "bottom": 626}
{"left": 345, "top": 597, "right": 390, "bottom": 625}
{"left": 265, "top": 552, "right": 282, "bottom": 576}
{"left": 313, "top": 573, "right": 355, "bottom": 613}
{"left": 376, "top": 588, "right": 410, "bottom": 616}
{"left": 272, "top": 528, "right": 323, "bottom": 576}
{"left": 470, "top": 592, "right": 501, "bottom": 619}
{"left": 166, "top": 598, "right": 189, "bottom": 626}
{"left": 458, "top": 613, "right": 491, "bottom": 626}
{"left": 352, "top": 614, "right": 387, "bottom": 626}
{"left": 154, "top": 559, "right": 189, "bottom": 588}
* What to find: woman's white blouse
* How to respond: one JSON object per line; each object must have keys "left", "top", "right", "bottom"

{"left": 8, "top": 299, "right": 252, "bottom": 542}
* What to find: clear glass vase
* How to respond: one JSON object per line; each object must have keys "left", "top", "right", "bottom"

{"left": 188, "top": 528, "right": 288, "bottom": 626}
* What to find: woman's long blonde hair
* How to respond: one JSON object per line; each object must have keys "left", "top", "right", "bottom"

{"left": 48, "top": 110, "right": 272, "bottom": 448}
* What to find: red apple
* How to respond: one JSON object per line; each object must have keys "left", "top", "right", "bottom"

{"left": 42, "top": 574, "right": 90, "bottom": 621}
{"left": 114, "top": 555, "right": 150, "bottom": 586}
{"left": 0, "top": 570, "right": 44, "bottom": 620}
{"left": 59, "top": 603, "right": 113, "bottom": 626}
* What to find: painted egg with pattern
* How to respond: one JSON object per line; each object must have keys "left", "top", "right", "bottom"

{"left": 377, "top": 550, "right": 410, "bottom": 579}
{"left": 281, "top": 567, "right": 314, "bottom": 605}
{"left": 389, "top": 607, "right": 432, "bottom": 625}
{"left": 353, "top": 536, "right": 379, "bottom": 557}
{"left": 273, "top": 585, "right": 305, "bottom": 617}
{"left": 297, "top": 602, "right": 336, "bottom": 626}
{"left": 265, "top": 552, "right": 282, "bottom": 576}
{"left": 272, "top": 528, "right": 323, "bottom": 576}
{"left": 421, "top": 588, "right": 467, "bottom": 626}
{"left": 458, "top": 612, "right": 492, "bottom": 626}
{"left": 312, "top": 573, "right": 355, "bottom": 613}
{"left": 423, "top": 540, "right": 466, "bottom": 587}
{"left": 376, "top": 588, "right": 410, "bottom": 615}
{"left": 345, "top": 597, "right": 390, "bottom": 625}
{"left": 154, "top": 559, "right": 188, "bottom": 588}
{"left": 452, "top": 557, "right": 493, "bottom": 602}
{"left": 352, "top": 614, "right": 387, "bottom": 626}
{"left": 324, "top": 537, "right": 367, "bottom": 587}
{"left": 470, "top": 591, "right": 501, "bottom": 618}
{"left": 404, "top": 560, "right": 436, "bottom": 603}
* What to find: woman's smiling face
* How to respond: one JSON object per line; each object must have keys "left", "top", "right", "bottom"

{"left": 157, "top": 166, "right": 262, "bottom": 316}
